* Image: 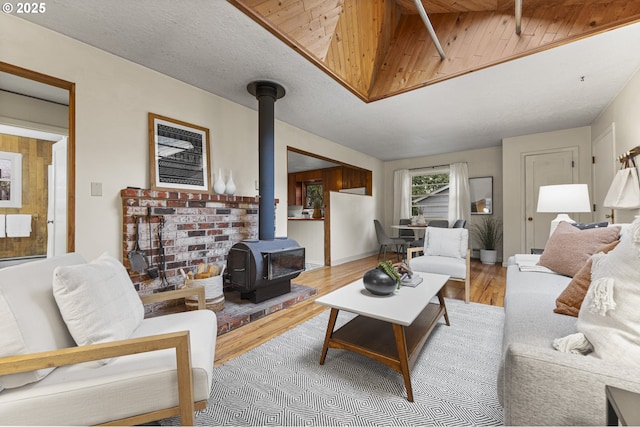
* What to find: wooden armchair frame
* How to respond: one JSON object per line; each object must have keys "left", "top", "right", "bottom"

{"left": 407, "top": 247, "right": 471, "bottom": 303}
{"left": 0, "top": 286, "right": 207, "bottom": 426}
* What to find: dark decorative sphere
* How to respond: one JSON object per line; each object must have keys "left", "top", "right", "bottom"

{"left": 362, "top": 268, "right": 397, "bottom": 295}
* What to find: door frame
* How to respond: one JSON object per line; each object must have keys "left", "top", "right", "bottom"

{"left": 0, "top": 61, "right": 76, "bottom": 253}
{"left": 520, "top": 147, "right": 579, "bottom": 253}
{"left": 592, "top": 123, "right": 617, "bottom": 222}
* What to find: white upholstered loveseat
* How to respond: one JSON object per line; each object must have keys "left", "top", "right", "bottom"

{"left": 0, "top": 253, "right": 217, "bottom": 426}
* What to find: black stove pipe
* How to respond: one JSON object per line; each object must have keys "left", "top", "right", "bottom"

{"left": 247, "top": 81, "right": 285, "bottom": 241}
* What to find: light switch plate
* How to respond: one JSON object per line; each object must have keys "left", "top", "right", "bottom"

{"left": 91, "top": 182, "right": 102, "bottom": 196}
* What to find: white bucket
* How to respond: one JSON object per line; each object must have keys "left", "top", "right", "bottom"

{"left": 184, "top": 265, "right": 225, "bottom": 311}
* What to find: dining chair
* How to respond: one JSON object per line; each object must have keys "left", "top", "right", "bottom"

{"left": 452, "top": 219, "right": 467, "bottom": 228}
{"left": 373, "top": 219, "right": 406, "bottom": 261}
{"left": 428, "top": 220, "right": 449, "bottom": 228}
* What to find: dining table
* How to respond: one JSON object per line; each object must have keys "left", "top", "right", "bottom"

{"left": 390, "top": 223, "right": 428, "bottom": 240}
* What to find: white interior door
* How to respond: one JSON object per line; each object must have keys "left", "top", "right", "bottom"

{"left": 524, "top": 149, "right": 577, "bottom": 252}
{"left": 593, "top": 124, "right": 616, "bottom": 223}
{"left": 50, "top": 138, "right": 68, "bottom": 257}
{"left": 47, "top": 165, "right": 54, "bottom": 257}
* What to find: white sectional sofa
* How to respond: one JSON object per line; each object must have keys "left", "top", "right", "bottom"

{"left": 0, "top": 253, "right": 217, "bottom": 426}
{"left": 498, "top": 222, "right": 640, "bottom": 425}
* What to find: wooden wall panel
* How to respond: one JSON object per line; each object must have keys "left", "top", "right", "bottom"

{"left": 240, "top": 0, "right": 344, "bottom": 60}
{"left": 0, "top": 133, "right": 52, "bottom": 259}
{"left": 370, "top": 1, "right": 640, "bottom": 100}
{"left": 396, "top": 0, "right": 498, "bottom": 14}
{"left": 324, "top": 0, "right": 396, "bottom": 97}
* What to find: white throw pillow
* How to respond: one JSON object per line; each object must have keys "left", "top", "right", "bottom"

{"left": 576, "top": 217, "right": 640, "bottom": 368}
{"left": 53, "top": 253, "right": 144, "bottom": 360}
{"left": 424, "top": 227, "right": 468, "bottom": 259}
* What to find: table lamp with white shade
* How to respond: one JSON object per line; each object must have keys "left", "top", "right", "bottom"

{"left": 536, "top": 184, "right": 592, "bottom": 236}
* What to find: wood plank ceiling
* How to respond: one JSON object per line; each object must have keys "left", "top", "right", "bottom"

{"left": 230, "top": 0, "right": 640, "bottom": 102}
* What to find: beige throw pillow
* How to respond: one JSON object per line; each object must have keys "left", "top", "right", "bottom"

{"left": 538, "top": 221, "right": 620, "bottom": 277}
{"left": 554, "top": 240, "right": 620, "bottom": 316}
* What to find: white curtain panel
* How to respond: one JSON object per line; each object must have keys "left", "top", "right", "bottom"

{"left": 448, "top": 162, "right": 471, "bottom": 225}
{"left": 393, "top": 169, "right": 411, "bottom": 225}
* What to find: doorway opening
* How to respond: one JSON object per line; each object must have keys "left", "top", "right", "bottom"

{"left": 0, "top": 61, "right": 76, "bottom": 266}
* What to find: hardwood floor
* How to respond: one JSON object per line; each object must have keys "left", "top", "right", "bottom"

{"left": 214, "top": 254, "right": 506, "bottom": 366}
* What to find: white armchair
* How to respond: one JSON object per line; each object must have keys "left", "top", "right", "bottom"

{"left": 0, "top": 253, "right": 216, "bottom": 426}
{"left": 407, "top": 226, "right": 471, "bottom": 303}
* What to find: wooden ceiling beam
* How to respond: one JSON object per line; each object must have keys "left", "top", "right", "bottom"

{"left": 515, "top": 0, "right": 522, "bottom": 35}
{"left": 413, "top": 0, "right": 446, "bottom": 59}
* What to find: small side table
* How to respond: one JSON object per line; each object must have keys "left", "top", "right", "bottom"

{"left": 606, "top": 385, "right": 640, "bottom": 426}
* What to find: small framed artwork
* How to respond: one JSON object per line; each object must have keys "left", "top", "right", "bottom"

{"left": 148, "top": 113, "right": 211, "bottom": 192}
{"left": 469, "top": 176, "right": 493, "bottom": 215}
{"left": 0, "top": 151, "right": 22, "bottom": 208}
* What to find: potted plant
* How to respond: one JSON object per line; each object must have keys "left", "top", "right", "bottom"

{"left": 311, "top": 197, "right": 323, "bottom": 218}
{"left": 471, "top": 217, "right": 503, "bottom": 264}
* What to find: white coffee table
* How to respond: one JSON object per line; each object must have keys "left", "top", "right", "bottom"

{"left": 315, "top": 271, "right": 450, "bottom": 402}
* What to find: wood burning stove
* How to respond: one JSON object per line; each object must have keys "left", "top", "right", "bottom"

{"left": 225, "top": 80, "right": 306, "bottom": 303}
{"left": 227, "top": 238, "right": 304, "bottom": 303}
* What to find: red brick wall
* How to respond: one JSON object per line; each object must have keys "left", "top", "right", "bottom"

{"left": 121, "top": 189, "right": 276, "bottom": 306}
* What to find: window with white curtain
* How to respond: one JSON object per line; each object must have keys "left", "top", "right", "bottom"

{"left": 411, "top": 167, "right": 449, "bottom": 218}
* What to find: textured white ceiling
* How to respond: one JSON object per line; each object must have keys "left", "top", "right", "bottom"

{"left": 13, "top": 0, "right": 640, "bottom": 161}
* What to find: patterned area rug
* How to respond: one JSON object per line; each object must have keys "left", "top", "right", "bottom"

{"left": 164, "top": 298, "right": 505, "bottom": 426}
{"left": 216, "top": 284, "right": 317, "bottom": 335}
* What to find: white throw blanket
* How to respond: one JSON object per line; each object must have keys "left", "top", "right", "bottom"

{"left": 553, "top": 333, "right": 593, "bottom": 355}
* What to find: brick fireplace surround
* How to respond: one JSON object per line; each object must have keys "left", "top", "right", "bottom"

{"left": 121, "top": 188, "right": 277, "bottom": 315}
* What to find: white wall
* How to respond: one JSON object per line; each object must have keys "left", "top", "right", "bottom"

{"left": 383, "top": 146, "right": 503, "bottom": 252}
{"left": 591, "top": 68, "right": 640, "bottom": 223}
{"left": 502, "top": 127, "right": 592, "bottom": 260}
{"left": 0, "top": 91, "right": 68, "bottom": 134}
{"left": 1, "top": 14, "right": 383, "bottom": 261}
{"left": 330, "top": 191, "right": 377, "bottom": 265}
{"left": 287, "top": 220, "right": 324, "bottom": 265}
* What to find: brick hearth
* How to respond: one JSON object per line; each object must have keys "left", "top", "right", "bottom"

{"left": 120, "top": 188, "right": 278, "bottom": 315}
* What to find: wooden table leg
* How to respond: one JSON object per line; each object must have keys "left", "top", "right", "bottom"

{"left": 320, "top": 308, "right": 339, "bottom": 365}
{"left": 392, "top": 323, "right": 414, "bottom": 402}
{"left": 437, "top": 290, "right": 450, "bottom": 326}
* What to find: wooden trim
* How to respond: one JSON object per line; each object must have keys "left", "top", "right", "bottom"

{"left": 67, "top": 81, "right": 76, "bottom": 252}
{"left": 0, "top": 331, "right": 198, "bottom": 426}
{"left": 287, "top": 146, "right": 371, "bottom": 173}
{"left": 406, "top": 247, "right": 422, "bottom": 261}
{"left": 140, "top": 286, "right": 206, "bottom": 309}
{"left": 465, "top": 248, "right": 471, "bottom": 303}
{"left": 0, "top": 331, "right": 190, "bottom": 374}
{"left": 0, "top": 61, "right": 75, "bottom": 253}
